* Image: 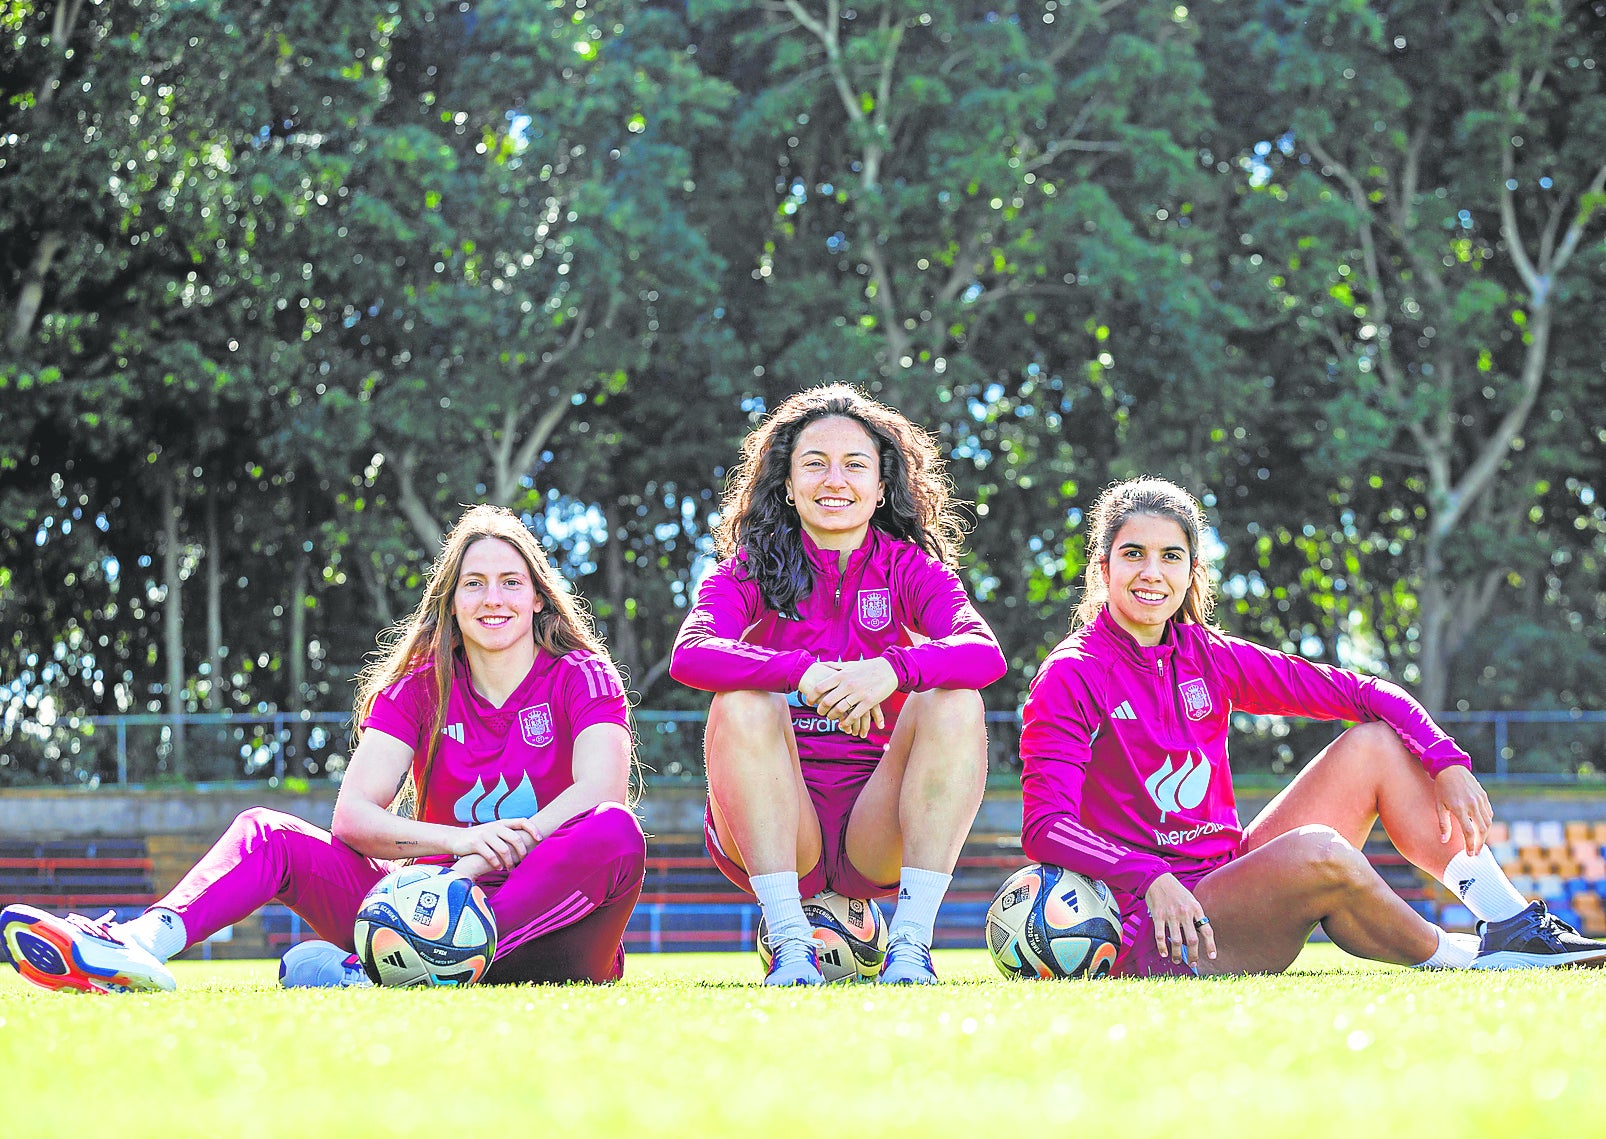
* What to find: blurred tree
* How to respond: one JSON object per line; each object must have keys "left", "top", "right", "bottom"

{"left": 0, "top": 0, "right": 429, "bottom": 776}
{"left": 1202, "top": 0, "right": 1606, "bottom": 711}
{"left": 685, "top": 0, "right": 1251, "bottom": 685}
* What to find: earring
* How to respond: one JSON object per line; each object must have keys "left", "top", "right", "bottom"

{"left": 876, "top": 492, "right": 886, "bottom": 507}
{"left": 785, "top": 493, "right": 795, "bottom": 506}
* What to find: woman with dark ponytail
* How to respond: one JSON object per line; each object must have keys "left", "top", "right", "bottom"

{"left": 1019, "top": 476, "right": 1606, "bottom": 977}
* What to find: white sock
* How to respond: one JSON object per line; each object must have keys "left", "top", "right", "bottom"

{"left": 1414, "top": 927, "right": 1478, "bottom": 969}
{"left": 116, "top": 907, "right": 188, "bottom": 961}
{"left": 1441, "top": 848, "right": 1528, "bottom": 922}
{"left": 888, "top": 866, "right": 952, "bottom": 948}
{"left": 751, "top": 872, "right": 811, "bottom": 945}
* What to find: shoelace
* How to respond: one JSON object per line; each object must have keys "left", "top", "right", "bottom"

{"left": 772, "top": 937, "right": 818, "bottom": 968}
{"left": 884, "top": 936, "right": 933, "bottom": 972}
{"left": 66, "top": 912, "right": 124, "bottom": 943}
{"left": 1537, "top": 908, "right": 1585, "bottom": 941}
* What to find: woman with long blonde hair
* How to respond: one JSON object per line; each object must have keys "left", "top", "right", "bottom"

{"left": 3, "top": 505, "right": 645, "bottom": 992}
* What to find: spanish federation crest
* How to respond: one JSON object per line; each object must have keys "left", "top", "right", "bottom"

{"left": 857, "top": 588, "right": 893, "bottom": 632}
{"left": 519, "top": 703, "right": 555, "bottom": 747}
{"left": 1178, "top": 678, "right": 1213, "bottom": 721}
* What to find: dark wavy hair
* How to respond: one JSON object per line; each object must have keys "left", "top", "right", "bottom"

{"left": 1074, "top": 477, "right": 1215, "bottom": 630}
{"left": 715, "top": 384, "right": 965, "bottom": 614}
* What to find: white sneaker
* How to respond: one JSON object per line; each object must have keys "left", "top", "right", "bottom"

{"left": 0, "top": 905, "right": 176, "bottom": 994}
{"left": 278, "top": 940, "right": 373, "bottom": 988}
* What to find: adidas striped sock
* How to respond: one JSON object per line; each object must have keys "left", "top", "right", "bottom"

{"left": 888, "top": 866, "right": 952, "bottom": 948}
{"left": 117, "top": 907, "right": 188, "bottom": 961}
{"left": 1414, "top": 927, "right": 1478, "bottom": 969}
{"left": 750, "top": 872, "right": 811, "bottom": 946}
{"left": 1441, "top": 848, "right": 1527, "bottom": 923}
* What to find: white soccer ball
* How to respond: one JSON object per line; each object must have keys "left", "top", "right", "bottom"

{"left": 758, "top": 890, "right": 889, "bottom": 982}
{"left": 986, "top": 863, "right": 1121, "bottom": 979}
{"left": 353, "top": 866, "right": 497, "bottom": 987}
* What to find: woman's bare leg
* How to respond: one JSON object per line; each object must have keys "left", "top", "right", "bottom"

{"left": 844, "top": 688, "right": 987, "bottom": 883}
{"left": 1245, "top": 721, "right": 1466, "bottom": 878}
{"left": 1194, "top": 825, "right": 1441, "bottom": 975}
{"left": 704, "top": 690, "right": 822, "bottom": 877}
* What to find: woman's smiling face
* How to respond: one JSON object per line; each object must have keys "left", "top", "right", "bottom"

{"left": 785, "top": 415, "right": 883, "bottom": 550}
{"left": 1101, "top": 513, "right": 1191, "bottom": 645}
{"left": 452, "top": 537, "right": 542, "bottom": 656}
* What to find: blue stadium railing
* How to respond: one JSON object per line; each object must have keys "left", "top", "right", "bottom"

{"left": 10, "top": 708, "right": 1606, "bottom": 786}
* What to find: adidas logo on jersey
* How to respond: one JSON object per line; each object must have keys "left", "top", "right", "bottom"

{"left": 442, "top": 723, "right": 465, "bottom": 743}
{"left": 1111, "top": 701, "right": 1136, "bottom": 721}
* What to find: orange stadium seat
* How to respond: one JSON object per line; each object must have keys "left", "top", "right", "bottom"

{"left": 1572, "top": 894, "right": 1606, "bottom": 937}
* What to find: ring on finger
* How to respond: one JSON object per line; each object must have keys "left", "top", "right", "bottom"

{"left": 1193, "top": 916, "right": 1210, "bottom": 930}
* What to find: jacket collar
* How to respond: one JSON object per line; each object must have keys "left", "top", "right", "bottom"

{"left": 801, "top": 526, "right": 878, "bottom": 576}
{"left": 1092, "top": 606, "right": 1177, "bottom": 668}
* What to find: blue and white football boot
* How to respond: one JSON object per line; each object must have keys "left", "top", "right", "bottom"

{"left": 0, "top": 905, "right": 176, "bottom": 994}
{"left": 1471, "top": 900, "right": 1606, "bottom": 969}
{"left": 764, "top": 935, "right": 824, "bottom": 986}
{"left": 878, "top": 933, "right": 939, "bottom": 984}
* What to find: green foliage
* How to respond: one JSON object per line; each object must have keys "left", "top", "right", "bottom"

{"left": 2, "top": 1, "right": 1602, "bottom": 778}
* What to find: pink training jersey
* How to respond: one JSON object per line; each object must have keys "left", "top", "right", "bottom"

{"left": 1019, "top": 608, "right": 1471, "bottom": 901}
{"left": 365, "top": 649, "right": 629, "bottom": 826}
{"left": 671, "top": 527, "right": 1006, "bottom": 761}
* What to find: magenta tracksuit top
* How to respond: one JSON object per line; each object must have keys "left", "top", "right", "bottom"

{"left": 1019, "top": 608, "right": 1472, "bottom": 903}
{"left": 671, "top": 527, "right": 1007, "bottom": 762}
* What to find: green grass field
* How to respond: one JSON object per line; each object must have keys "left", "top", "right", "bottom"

{"left": 3, "top": 946, "right": 1601, "bottom": 1138}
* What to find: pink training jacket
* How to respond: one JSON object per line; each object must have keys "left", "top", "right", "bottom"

{"left": 671, "top": 527, "right": 1006, "bottom": 761}
{"left": 1019, "top": 607, "right": 1472, "bottom": 902}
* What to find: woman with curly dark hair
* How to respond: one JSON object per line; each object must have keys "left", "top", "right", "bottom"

{"left": 672, "top": 385, "right": 1006, "bottom": 985}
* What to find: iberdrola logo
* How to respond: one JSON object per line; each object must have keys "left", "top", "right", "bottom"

{"left": 1143, "top": 752, "right": 1211, "bottom": 819}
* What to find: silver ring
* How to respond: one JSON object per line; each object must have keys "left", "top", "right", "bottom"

{"left": 1193, "top": 916, "right": 1210, "bottom": 929}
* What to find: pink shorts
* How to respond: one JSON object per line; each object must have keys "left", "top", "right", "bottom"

{"left": 705, "top": 758, "right": 898, "bottom": 900}
{"left": 1111, "top": 866, "right": 1211, "bottom": 979}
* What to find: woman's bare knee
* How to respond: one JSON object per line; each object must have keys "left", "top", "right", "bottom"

{"left": 916, "top": 688, "right": 984, "bottom": 727}
{"left": 708, "top": 689, "right": 789, "bottom": 730}
{"left": 1283, "top": 825, "right": 1374, "bottom": 894}
{"left": 1330, "top": 721, "right": 1412, "bottom": 767}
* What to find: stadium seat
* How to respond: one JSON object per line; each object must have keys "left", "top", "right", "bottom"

{"left": 1437, "top": 903, "right": 1475, "bottom": 932}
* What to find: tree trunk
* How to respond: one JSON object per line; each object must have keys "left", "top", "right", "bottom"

{"left": 161, "top": 476, "right": 187, "bottom": 779}
{"left": 287, "top": 548, "right": 310, "bottom": 778}
{"left": 204, "top": 493, "right": 225, "bottom": 713}
{"left": 8, "top": 231, "right": 64, "bottom": 353}
{"left": 602, "top": 498, "right": 640, "bottom": 687}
